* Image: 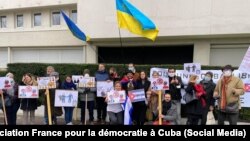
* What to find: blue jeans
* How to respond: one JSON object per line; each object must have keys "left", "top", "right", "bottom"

{"left": 108, "top": 111, "right": 124, "bottom": 125}
{"left": 64, "top": 107, "right": 74, "bottom": 124}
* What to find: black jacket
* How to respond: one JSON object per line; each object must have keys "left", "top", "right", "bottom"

{"left": 166, "top": 76, "right": 184, "bottom": 100}
{"left": 136, "top": 79, "right": 151, "bottom": 94}
{"left": 200, "top": 79, "right": 216, "bottom": 108}
{"left": 185, "top": 83, "right": 203, "bottom": 116}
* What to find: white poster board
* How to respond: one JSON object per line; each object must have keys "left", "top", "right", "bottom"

{"left": 97, "top": 81, "right": 114, "bottom": 97}
{"left": 18, "top": 86, "right": 39, "bottom": 98}
{"left": 78, "top": 77, "right": 95, "bottom": 88}
{"left": 128, "top": 89, "right": 146, "bottom": 103}
{"left": 55, "top": 90, "right": 78, "bottom": 107}
{"left": 37, "top": 77, "right": 56, "bottom": 89}
{"left": 72, "top": 75, "right": 84, "bottom": 85}
{"left": 183, "top": 63, "right": 201, "bottom": 75}
{"left": 0, "top": 77, "right": 12, "bottom": 89}
{"left": 150, "top": 68, "right": 169, "bottom": 90}
{"left": 239, "top": 46, "right": 250, "bottom": 73}
{"left": 107, "top": 90, "right": 126, "bottom": 104}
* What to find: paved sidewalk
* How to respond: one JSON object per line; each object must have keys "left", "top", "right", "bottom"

{"left": 1, "top": 106, "right": 250, "bottom": 125}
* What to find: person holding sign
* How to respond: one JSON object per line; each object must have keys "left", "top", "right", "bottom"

{"left": 61, "top": 75, "right": 77, "bottom": 125}
{"left": 213, "top": 65, "right": 245, "bottom": 125}
{"left": 106, "top": 81, "right": 124, "bottom": 125}
{"left": 185, "top": 75, "right": 206, "bottom": 125}
{"left": 149, "top": 71, "right": 165, "bottom": 121}
{"left": 200, "top": 72, "right": 216, "bottom": 125}
{"left": 166, "top": 68, "right": 183, "bottom": 125}
{"left": 134, "top": 71, "right": 151, "bottom": 125}
{"left": 1, "top": 73, "right": 19, "bottom": 125}
{"left": 109, "top": 67, "right": 120, "bottom": 82}
{"left": 78, "top": 69, "right": 96, "bottom": 125}
{"left": 121, "top": 70, "right": 137, "bottom": 124}
{"left": 43, "top": 66, "right": 55, "bottom": 124}
{"left": 20, "top": 73, "right": 38, "bottom": 125}
{"left": 95, "top": 64, "right": 110, "bottom": 124}
{"left": 157, "top": 93, "right": 177, "bottom": 125}
{"left": 44, "top": 72, "right": 62, "bottom": 125}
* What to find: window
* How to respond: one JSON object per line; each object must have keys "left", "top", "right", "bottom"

{"left": 34, "top": 13, "right": 41, "bottom": 26}
{"left": 17, "top": 14, "right": 23, "bottom": 27}
{"left": 0, "top": 16, "right": 7, "bottom": 28}
{"left": 71, "top": 10, "right": 77, "bottom": 23}
{"left": 52, "top": 11, "right": 60, "bottom": 25}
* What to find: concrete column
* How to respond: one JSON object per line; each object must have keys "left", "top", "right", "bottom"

{"left": 85, "top": 44, "right": 97, "bottom": 64}
{"left": 193, "top": 41, "right": 211, "bottom": 65}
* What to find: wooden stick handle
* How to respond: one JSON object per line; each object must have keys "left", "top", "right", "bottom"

{"left": 158, "top": 90, "right": 162, "bottom": 125}
{"left": 1, "top": 94, "right": 8, "bottom": 125}
{"left": 46, "top": 88, "right": 52, "bottom": 125}
{"left": 85, "top": 94, "right": 88, "bottom": 125}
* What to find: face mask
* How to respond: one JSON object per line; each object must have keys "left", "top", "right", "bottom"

{"left": 204, "top": 76, "right": 211, "bottom": 81}
{"left": 168, "top": 73, "right": 175, "bottom": 77}
{"left": 84, "top": 74, "right": 90, "bottom": 77}
{"left": 224, "top": 70, "right": 232, "bottom": 77}
{"left": 8, "top": 78, "right": 14, "bottom": 86}
{"left": 128, "top": 67, "right": 135, "bottom": 73}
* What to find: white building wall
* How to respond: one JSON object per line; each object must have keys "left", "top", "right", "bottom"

{"left": 1, "top": 0, "right": 250, "bottom": 67}
{"left": 0, "top": 1, "right": 86, "bottom": 68}
{"left": 0, "top": 0, "right": 77, "bottom": 10}
{"left": 78, "top": 0, "right": 250, "bottom": 38}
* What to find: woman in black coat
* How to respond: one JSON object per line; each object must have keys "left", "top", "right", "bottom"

{"left": 200, "top": 72, "right": 216, "bottom": 125}
{"left": 20, "top": 73, "right": 38, "bottom": 125}
{"left": 185, "top": 75, "right": 206, "bottom": 125}
{"left": 134, "top": 71, "right": 151, "bottom": 125}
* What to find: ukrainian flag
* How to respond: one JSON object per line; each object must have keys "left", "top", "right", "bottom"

{"left": 116, "top": 0, "right": 159, "bottom": 41}
{"left": 61, "top": 11, "right": 90, "bottom": 42}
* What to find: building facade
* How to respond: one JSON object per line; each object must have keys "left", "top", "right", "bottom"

{"left": 1, "top": 0, "right": 250, "bottom": 69}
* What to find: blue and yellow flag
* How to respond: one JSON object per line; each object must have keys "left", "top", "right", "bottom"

{"left": 116, "top": 0, "right": 159, "bottom": 41}
{"left": 61, "top": 11, "right": 90, "bottom": 42}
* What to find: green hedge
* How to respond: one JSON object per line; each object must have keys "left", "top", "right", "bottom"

{"left": 7, "top": 63, "right": 225, "bottom": 83}
{"left": 6, "top": 63, "right": 250, "bottom": 121}
{"left": 0, "top": 71, "right": 7, "bottom": 77}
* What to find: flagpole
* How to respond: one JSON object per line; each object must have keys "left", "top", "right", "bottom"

{"left": 118, "top": 28, "right": 127, "bottom": 71}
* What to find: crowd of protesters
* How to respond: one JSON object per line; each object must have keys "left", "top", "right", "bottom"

{"left": 0, "top": 64, "right": 244, "bottom": 125}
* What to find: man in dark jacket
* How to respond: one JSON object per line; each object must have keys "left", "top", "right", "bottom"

{"left": 165, "top": 68, "right": 183, "bottom": 125}
{"left": 95, "top": 64, "right": 110, "bottom": 124}
{"left": 200, "top": 71, "right": 216, "bottom": 125}
{"left": 159, "top": 93, "right": 178, "bottom": 125}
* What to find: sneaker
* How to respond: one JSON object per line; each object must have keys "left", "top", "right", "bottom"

{"left": 66, "top": 122, "right": 73, "bottom": 125}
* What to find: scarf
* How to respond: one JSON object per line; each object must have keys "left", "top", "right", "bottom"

{"left": 162, "top": 101, "right": 172, "bottom": 115}
{"left": 194, "top": 84, "right": 206, "bottom": 107}
{"left": 221, "top": 77, "right": 231, "bottom": 110}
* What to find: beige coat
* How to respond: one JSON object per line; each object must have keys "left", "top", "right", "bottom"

{"left": 214, "top": 76, "right": 244, "bottom": 109}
